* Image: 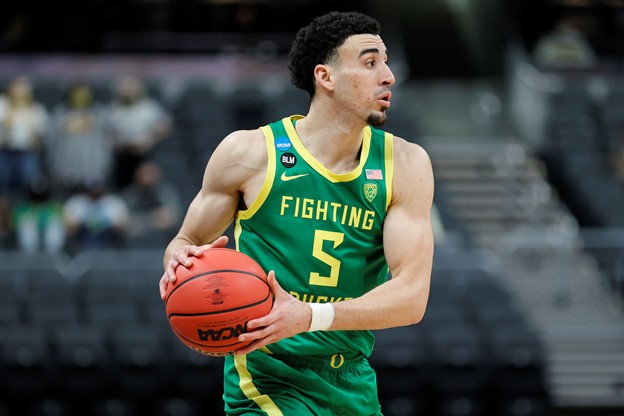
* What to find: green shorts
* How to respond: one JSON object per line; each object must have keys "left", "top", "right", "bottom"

{"left": 223, "top": 351, "right": 383, "bottom": 416}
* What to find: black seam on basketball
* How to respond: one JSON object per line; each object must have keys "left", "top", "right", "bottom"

{"left": 165, "top": 269, "right": 267, "bottom": 303}
{"left": 167, "top": 290, "right": 272, "bottom": 319}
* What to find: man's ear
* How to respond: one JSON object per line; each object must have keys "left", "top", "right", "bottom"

{"left": 313, "top": 64, "right": 335, "bottom": 92}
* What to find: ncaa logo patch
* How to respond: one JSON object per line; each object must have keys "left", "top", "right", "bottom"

{"left": 275, "top": 136, "right": 292, "bottom": 152}
{"left": 364, "top": 183, "right": 378, "bottom": 202}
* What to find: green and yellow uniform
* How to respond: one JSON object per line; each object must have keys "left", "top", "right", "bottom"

{"left": 223, "top": 115, "right": 394, "bottom": 415}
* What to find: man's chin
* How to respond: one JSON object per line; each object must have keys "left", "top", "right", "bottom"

{"left": 366, "top": 111, "right": 388, "bottom": 127}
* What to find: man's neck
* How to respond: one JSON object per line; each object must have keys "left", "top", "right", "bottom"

{"left": 293, "top": 104, "right": 367, "bottom": 174}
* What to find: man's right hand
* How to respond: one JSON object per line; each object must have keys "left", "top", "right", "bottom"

{"left": 159, "top": 235, "right": 229, "bottom": 300}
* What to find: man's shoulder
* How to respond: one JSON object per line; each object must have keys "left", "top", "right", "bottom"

{"left": 221, "top": 128, "right": 266, "bottom": 149}
{"left": 211, "top": 128, "right": 268, "bottom": 169}
{"left": 390, "top": 135, "right": 429, "bottom": 159}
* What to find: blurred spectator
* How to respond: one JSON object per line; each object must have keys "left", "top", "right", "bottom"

{"left": 12, "top": 175, "right": 65, "bottom": 254}
{"left": 63, "top": 181, "right": 130, "bottom": 252}
{"left": 46, "top": 81, "right": 112, "bottom": 196}
{"left": 107, "top": 75, "right": 172, "bottom": 190}
{"left": 533, "top": 16, "right": 597, "bottom": 69}
{"left": 0, "top": 76, "right": 49, "bottom": 196}
{"left": 122, "top": 161, "right": 181, "bottom": 244}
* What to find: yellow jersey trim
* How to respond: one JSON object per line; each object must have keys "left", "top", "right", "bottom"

{"left": 259, "top": 346, "right": 273, "bottom": 354}
{"left": 234, "top": 355, "right": 284, "bottom": 416}
{"left": 234, "top": 217, "right": 242, "bottom": 252}
{"left": 384, "top": 132, "right": 394, "bottom": 210}
{"left": 281, "top": 116, "right": 372, "bottom": 183}
{"left": 237, "top": 126, "right": 276, "bottom": 222}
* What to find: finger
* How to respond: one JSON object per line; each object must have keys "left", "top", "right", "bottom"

{"left": 267, "top": 271, "right": 285, "bottom": 297}
{"left": 159, "top": 275, "right": 168, "bottom": 300}
{"left": 160, "top": 263, "right": 178, "bottom": 299}
{"left": 239, "top": 324, "right": 270, "bottom": 342}
{"left": 211, "top": 235, "right": 229, "bottom": 248}
{"left": 246, "top": 313, "right": 274, "bottom": 330}
{"left": 234, "top": 340, "right": 262, "bottom": 356}
{"left": 235, "top": 335, "right": 275, "bottom": 356}
{"left": 164, "top": 256, "right": 180, "bottom": 280}
{"left": 167, "top": 267, "right": 176, "bottom": 283}
{"left": 173, "top": 252, "right": 193, "bottom": 268}
{"left": 196, "top": 236, "right": 229, "bottom": 253}
{"left": 192, "top": 244, "right": 211, "bottom": 255}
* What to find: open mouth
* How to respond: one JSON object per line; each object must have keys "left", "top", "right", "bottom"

{"left": 377, "top": 91, "right": 392, "bottom": 108}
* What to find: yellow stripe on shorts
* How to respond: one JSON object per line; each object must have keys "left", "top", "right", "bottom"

{"left": 234, "top": 354, "right": 284, "bottom": 416}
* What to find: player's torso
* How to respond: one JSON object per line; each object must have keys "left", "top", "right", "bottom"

{"left": 235, "top": 115, "right": 394, "bottom": 356}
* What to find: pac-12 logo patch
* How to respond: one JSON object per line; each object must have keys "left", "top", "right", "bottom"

{"left": 275, "top": 136, "right": 292, "bottom": 152}
{"left": 281, "top": 152, "right": 297, "bottom": 168}
{"left": 364, "top": 183, "right": 378, "bottom": 202}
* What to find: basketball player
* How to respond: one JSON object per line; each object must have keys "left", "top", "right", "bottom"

{"left": 159, "top": 11, "right": 434, "bottom": 416}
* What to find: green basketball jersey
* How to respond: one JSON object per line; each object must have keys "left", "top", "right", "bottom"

{"left": 234, "top": 115, "right": 394, "bottom": 357}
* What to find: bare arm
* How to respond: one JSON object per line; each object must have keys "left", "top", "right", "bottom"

{"left": 236, "top": 137, "right": 434, "bottom": 353}
{"left": 159, "top": 128, "right": 267, "bottom": 299}
{"left": 331, "top": 138, "right": 434, "bottom": 329}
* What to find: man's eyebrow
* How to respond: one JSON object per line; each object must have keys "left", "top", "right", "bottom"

{"left": 358, "top": 48, "right": 388, "bottom": 58}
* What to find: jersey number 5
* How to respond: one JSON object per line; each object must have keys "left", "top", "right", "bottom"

{"left": 310, "top": 230, "right": 344, "bottom": 287}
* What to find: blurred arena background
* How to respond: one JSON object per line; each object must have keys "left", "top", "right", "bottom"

{"left": 0, "top": 0, "right": 623, "bottom": 415}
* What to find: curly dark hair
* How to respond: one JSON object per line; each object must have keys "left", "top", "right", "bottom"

{"left": 288, "top": 11, "right": 381, "bottom": 97}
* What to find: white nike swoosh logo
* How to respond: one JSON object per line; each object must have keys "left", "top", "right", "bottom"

{"left": 281, "top": 172, "right": 309, "bottom": 182}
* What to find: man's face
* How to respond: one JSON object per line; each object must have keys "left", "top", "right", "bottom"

{"left": 330, "top": 34, "right": 395, "bottom": 127}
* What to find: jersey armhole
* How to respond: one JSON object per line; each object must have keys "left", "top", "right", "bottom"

{"left": 236, "top": 126, "right": 276, "bottom": 221}
{"left": 384, "top": 132, "right": 394, "bottom": 210}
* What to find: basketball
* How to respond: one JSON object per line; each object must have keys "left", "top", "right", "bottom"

{"left": 164, "top": 248, "right": 273, "bottom": 356}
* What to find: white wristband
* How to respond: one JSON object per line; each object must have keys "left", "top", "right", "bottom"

{"left": 308, "top": 303, "right": 335, "bottom": 332}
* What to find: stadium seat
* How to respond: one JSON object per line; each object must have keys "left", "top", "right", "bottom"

{"left": 173, "top": 82, "right": 218, "bottom": 122}
{"left": 267, "top": 86, "right": 309, "bottom": 121}
{"left": 229, "top": 84, "right": 269, "bottom": 129}
{"left": 166, "top": 336, "right": 223, "bottom": 399}
{"left": 26, "top": 398, "right": 73, "bottom": 416}
{"left": 27, "top": 301, "right": 81, "bottom": 329}
{"left": 372, "top": 326, "right": 430, "bottom": 416}
{"left": 151, "top": 398, "right": 212, "bottom": 416}
{"left": 433, "top": 395, "right": 488, "bottom": 416}
{"left": 0, "top": 273, "right": 15, "bottom": 302}
{"left": 108, "top": 323, "right": 167, "bottom": 398}
{"left": 0, "top": 298, "right": 24, "bottom": 327}
{"left": 85, "top": 302, "right": 142, "bottom": 332}
{"left": 0, "top": 325, "right": 51, "bottom": 399}
{"left": 51, "top": 324, "right": 111, "bottom": 398}
{"left": 90, "top": 398, "right": 138, "bottom": 416}
{"left": 143, "top": 294, "right": 169, "bottom": 326}
{"left": 496, "top": 396, "right": 550, "bottom": 416}
{"left": 487, "top": 326, "right": 547, "bottom": 399}
{"left": 429, "top": 323, "right": 487, "bottom": 398}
